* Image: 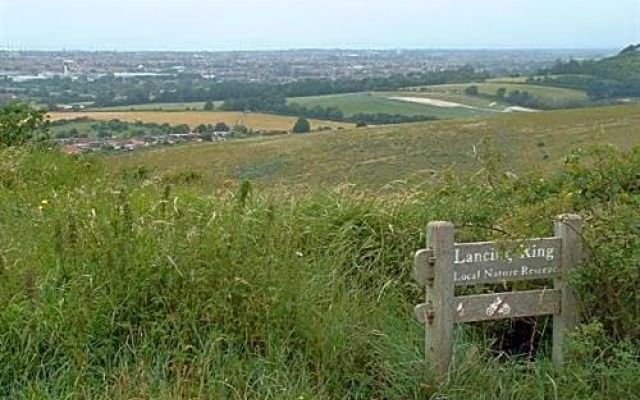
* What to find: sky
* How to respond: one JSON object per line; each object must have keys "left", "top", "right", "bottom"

{"left": 1, "top": 0, "right": 639, "bottom": 51}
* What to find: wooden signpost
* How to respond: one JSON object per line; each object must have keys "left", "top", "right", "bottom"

{"left": 413, "top": 214, "right": 582, "bottom": 374}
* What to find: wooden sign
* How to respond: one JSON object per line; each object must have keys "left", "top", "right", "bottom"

{"left": 413, "top": 214, "right": 582, "bottom": 375}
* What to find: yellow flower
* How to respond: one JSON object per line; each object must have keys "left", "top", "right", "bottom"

{"left": 41, "top": 199, "right": 49, "bottom": 205}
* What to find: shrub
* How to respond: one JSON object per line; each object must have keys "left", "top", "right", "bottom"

{"left": 292, "top": 117, "right": 311, "bottom": 134}
{"left": 0, "top": 102, "right": 50, "bottom": 147}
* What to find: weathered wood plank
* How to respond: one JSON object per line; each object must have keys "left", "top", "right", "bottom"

{"left": 453, "top": 237, "right": 562, "bottom": 270}
{"left": 453, "top": 289, "right": 561, "bottom": 323}
{"left": 415, "top": 237, "right": 563, "bottom": 287}
{"left": 552, "top": 214, "right": 583, "bottom": 366}
{"left": 454, "top": 237, "right": 561, "bottom": 285}
{"left": 451, "top": 260, "right": 559, "bottom": 286}
{"left": 425, "top": 221, "right": 455, "bottom": 376}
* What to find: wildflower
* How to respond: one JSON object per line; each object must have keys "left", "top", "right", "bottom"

{"left": 38, "top": 199, "right": 51, "bottom": 212}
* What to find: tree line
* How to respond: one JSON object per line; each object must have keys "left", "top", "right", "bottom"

{"left": 50, "top": 116, "right": 233, "bottom": 140}
{"left": 220, "top": 95, "right": 437, "bottom": 125}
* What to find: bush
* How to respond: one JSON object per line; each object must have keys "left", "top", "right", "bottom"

{"left": 464, "top": 85, "right": 479, "bottom": 95}
{"left": 0, "top": 102, "right": 50, "bottom": 147}
{"left": 292, "top": 117, "right": 311, "bottom": 134}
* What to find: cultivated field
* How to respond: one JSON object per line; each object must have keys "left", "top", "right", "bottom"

{"left": 287, "top": 92, "right": 498, "bottom": 119}
{"left": 92, "top": 101, "right": 223, "bottom": 112}
{"left": 485, "top": 76, "right": 531, "bottom": 83}
{"left": 49, "top": 111, "right": 353, "bottom": 131}
{"left": 111, "top": 104, "right": 640, "bottom": 189}
{"left": 412, "top": 82, "right": 590, "bottom": 108}
{"left": 390, "top": 90, "right": 511, "bottom": 109}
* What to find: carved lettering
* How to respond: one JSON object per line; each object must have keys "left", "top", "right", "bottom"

{"left": 454, "top": 243, "right": 555, "bottom": 265}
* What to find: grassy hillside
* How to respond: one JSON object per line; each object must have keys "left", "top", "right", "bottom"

{"left": 49, "top": 111, "right": 353, "bottom": 132}
{"left": 111, "top": 104, "right": 640, "bottom": 189}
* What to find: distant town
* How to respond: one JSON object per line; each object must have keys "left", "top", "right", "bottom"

{"left": 1, "top": 48, "right": 611, "bottom": 86}
{"left": 57, "top": 131, "right": 231, "bottom": 155}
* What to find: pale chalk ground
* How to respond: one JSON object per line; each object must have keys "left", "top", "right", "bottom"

{"left": 388, "top": 96, "right": 539, "bottom": 113}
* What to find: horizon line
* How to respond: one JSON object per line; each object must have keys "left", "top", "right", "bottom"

{"left": 0, "top": 45, "right": 622, "bottom": 53}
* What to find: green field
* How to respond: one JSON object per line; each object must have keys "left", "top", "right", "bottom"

{"left": 389, "top": 90, "right": 511, "bottom": 109}
{"left": 112, "top": 104, "right": 640, "bottom": 189}
{"left": 91, "top": 82, "right": 590, "bottom": 120}
{"left": 412, "top": 82, "right": 590, "bottom": 108}
{"left": 287, "top": 92, "right": 500, "bottom": 119}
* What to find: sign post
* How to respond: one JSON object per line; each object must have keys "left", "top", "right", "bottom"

{"left": 413, "top": 214, "right": 583, "bottom": 375}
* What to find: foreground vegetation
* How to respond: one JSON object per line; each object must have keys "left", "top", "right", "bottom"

{"left": 0, "top": 141, "right": 638, "bottom": 398}
{"left": 0, "top": 101, "right": 638, "bottom": 398}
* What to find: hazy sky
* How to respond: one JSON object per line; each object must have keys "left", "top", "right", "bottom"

{"left": 1, "top": 0, "right": 639, "bottom": 50}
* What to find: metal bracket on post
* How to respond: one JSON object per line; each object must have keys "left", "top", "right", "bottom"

{"left": 413, "top": 248, "right": 435, "bottom": 287}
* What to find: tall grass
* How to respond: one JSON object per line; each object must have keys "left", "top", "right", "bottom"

{"left": 0, "top": 146, "right": 638, "bottom": 398}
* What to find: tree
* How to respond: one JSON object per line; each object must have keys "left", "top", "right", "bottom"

{"left": 203, "top": 100, "right": 215, "bottom": 111}
{"left": 232, "top": 124, "right": 248, "bottom": 135}
{"left": 0, "top": 102, "right": 50, "bottom": 147}
{"left": 464, "top": 85, "right": 479, "bottom": 96}
{"left": 97, "top": 129, "right": 112, "bottom": 138}
{"left": 171, "top": 124, "right": 190, "bottom": 135}
{"left": 496, "top": 87, "right": 507, "bottom": 98}
{"left": 214, "top": 121, "right": 230, "bottom": 132}
{"left": 194, "top": 124, "right": 209, "bottom": 134}
{"left": 292, "top": 117, "right": 310, "bottom": 134}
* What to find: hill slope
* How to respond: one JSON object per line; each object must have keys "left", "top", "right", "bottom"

{"left": 535, "top": 46, "right": 640, "bottom": 99}
{"left": 111, "top": 104, "right": 640, "bottom": 189}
